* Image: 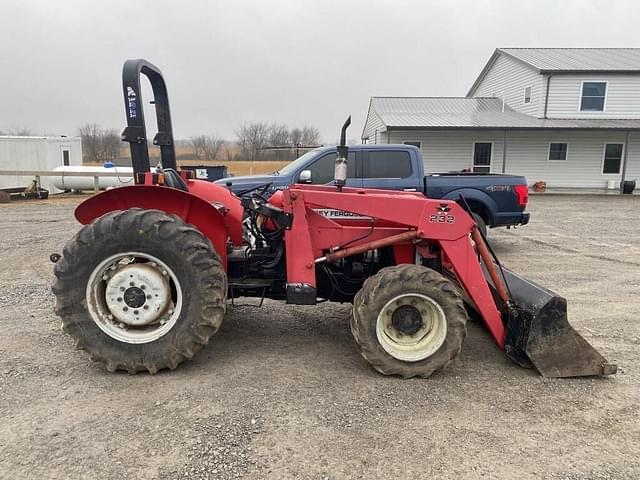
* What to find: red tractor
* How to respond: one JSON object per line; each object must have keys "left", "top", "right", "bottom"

{"left": 52, "top": 60, "right": 615, "bottom": 378}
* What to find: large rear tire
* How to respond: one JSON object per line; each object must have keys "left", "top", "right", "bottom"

{"left": 351, "top": 264, "right": 467, "bottom": 378}
{"left": 52, "top": 208, "right": 227, "bottom": 374}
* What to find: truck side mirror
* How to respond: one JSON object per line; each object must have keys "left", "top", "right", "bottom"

{"left": 299, "top": 170, "right": 312, "bottom": 183}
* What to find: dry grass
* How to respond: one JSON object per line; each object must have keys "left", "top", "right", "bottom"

{"left": 90, "top": 145, "right": 292, "bottom": 177}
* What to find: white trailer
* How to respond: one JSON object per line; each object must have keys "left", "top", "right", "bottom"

{"left": 0, "top": 136, "right": 83, "bottom": 193}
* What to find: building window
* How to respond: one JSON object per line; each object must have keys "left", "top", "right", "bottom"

{"left": 602, "top": 143, "right": 623, "bottom": 174}
{"left": 548, "top": 143, "right": 568, "bottom": 161}
{"left": 523, "top": 86, "right": 532, "bottom": 104}
{"left": 473, "top": 142, "right": 492, "bottom": 174}
{"left": 403, "top": 141, "right": 421, "bottom": 149}
{"left": 62, "top": 149, "right": 70, "bottom": 166}
{"left": 580, "top": 81, "right": 607, "bottom": 111}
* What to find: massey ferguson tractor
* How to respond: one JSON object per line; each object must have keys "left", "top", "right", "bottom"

{"left": 52, "top": 59, "right": 616, "bottom": 378}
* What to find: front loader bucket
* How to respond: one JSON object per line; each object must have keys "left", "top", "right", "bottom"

{"left": 502, "top": 268, "right": 617, "bottom": 378}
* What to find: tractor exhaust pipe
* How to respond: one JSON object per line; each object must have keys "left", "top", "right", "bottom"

{"left": 334, "top": 116, "right": 351, "bottom": 191}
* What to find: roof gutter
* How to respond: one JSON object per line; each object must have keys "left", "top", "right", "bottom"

{"left": 543, "top": 74, "right": 552, "bottom": 119}
{"left": 384, "top": 125, "right": 640, "bottom": 131}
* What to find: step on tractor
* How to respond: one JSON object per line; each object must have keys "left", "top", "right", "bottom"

{"left": 52, "top": 59, "right": 616, "bottom": 378}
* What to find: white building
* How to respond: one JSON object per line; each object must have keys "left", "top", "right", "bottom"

{"left": 362, "top": 48, "right": 640, "bottom": 189}
{"left": 0, "top": 136, "right": 82, "bottom": 193}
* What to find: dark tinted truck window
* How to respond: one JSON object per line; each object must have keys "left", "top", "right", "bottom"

{"left": 366, "top": 151, "right": 412, "bottom": 178}
{"left": 304, "top": 151, "right": 356, "bottom": 184}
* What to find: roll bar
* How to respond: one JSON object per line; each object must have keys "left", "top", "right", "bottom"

{"left": 121, "top": 59, "right": 177, "bottom": 178}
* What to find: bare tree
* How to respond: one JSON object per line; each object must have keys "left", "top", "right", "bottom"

{"left": 101, "top": 129, "right": 120, "bottom": 162}
{"left": 301, "top": 126, "right": 321, "bottom": 145}
{"left": 236, "top": 122, "right": 270, "bottom": 161}
{"left": 225, "top": 143, "right": 235, "bottom": 162}
{"left": 188, "top": 135, "right": 206, "bottom": 160}
{"left": 290, "top": 127, "right": 303, "bottom": 146}
{"left": 268, "top": 123, "right": 290, "bottom": 147}
{"left": 189, "top": 134, "right": 225, "bottom": 161}
{"left": 79, "top": 123, "right": 120, "bottom": 163}
{"left": 79, "top": 123, "right": 103, "bottom": 162}
{"left": 202, "top": 134, "right": 225, "bottom": 161}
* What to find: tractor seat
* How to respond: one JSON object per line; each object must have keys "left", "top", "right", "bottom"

{"left": 163, "top": 168, "right": 188, "bottom": 192}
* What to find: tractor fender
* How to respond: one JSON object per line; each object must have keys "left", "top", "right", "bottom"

{"left": 74, "top": 184, "right": 241, "bottom": 266}
{"left": 443, "top": 188, "right": 498, "bottom": 226}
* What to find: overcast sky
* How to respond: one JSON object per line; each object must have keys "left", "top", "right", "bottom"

{"left": 2, "top": 0, "right": 639, "bottom": 143}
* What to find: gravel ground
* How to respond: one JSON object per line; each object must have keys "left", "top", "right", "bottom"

{"left": 0, "top": 193, "right": 639, "bottom": 479}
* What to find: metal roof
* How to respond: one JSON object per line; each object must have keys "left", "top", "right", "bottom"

{"left": 0, "top": 135, "right": 77, "bottom": 140}
{"left": 500, "top": 48, "right": 640, "bottom": 72}
{"left": 368, "top": 97, "right": 640, "bottom": 130}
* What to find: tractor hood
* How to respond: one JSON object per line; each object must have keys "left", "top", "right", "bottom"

{"left": 214, "top": 174, "right": 282, "bottom": 195}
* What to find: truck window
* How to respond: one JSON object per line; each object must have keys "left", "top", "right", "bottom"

{"left": 304, "top": 151, "right": 356, "bottom": 184}
{"left": 366, "top": 151, "right": 412, "bottom": 179}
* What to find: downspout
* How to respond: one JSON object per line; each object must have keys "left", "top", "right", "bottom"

{"left": 502, "top": 128, "right": 508, "bottom": 173}
{"left": 386, "top": 129, "right": 391, "bottom": 144}
{"left": 543, "top": 74, "right": 552, "bottom": 119}
{"left": 619, "top": 130, "right": 630, "bottom": 193}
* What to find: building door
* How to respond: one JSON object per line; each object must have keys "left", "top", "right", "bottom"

{"left": 61, "top": 147, "right": 70, "bottom": 166}
{"left": 473, "top": 142, "right": 492, "bottom": 173}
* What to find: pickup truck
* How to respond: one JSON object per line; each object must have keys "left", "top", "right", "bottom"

{"left": 216, "top": 144, "right": 530, "bottom": 234}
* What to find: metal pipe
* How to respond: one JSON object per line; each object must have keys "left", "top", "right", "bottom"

{"left": 316, "top": 230, "right": 418, "bottom": 264}
{"left": 502, "top": 128, "right": 507, "bottom": 173}
{"left": 543, "top": 74, "right": 552, "bottom": 119}
{"left": 470, "top": 227, "right": 510, "bottom": 305}
{"left": 619, "top": 130, "right": 630, "bottom": 194}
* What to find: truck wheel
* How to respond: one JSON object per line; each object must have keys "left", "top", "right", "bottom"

{"left": 351, "top": 264, "right": 467, "bottom": 378}
{"left": 472, "top": 213, "right": 488, "bottom": 238}
{"left": 52, "top": 208, "right": 226, "bottom": 374}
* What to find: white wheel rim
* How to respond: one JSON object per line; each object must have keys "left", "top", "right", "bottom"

{"left": 376, "top": 293, "right": 447, "bottom": 362}
{"left": 86, "top": 252, "right": 183, "bottom": 344}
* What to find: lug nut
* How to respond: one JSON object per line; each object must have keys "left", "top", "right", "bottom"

{"left": 133, "top": 310, "right": 139, "bottom": 315}
{"left": 123, "top": 306, "right": 128, "bottom": 312}
{"left": 129, "top": 282, "right": 135, "bottom": 287}
{"left": 146, "top": 294, "right": 152, "bottom": 299}
{"left": 143, "top": 305, "right": 149, "bottom": 310}
{"left": 120, "top": 286, "right": 125, "bottom": 292}
{"left": 117, "top": 297, "right": 123, "bottom": 302}
{"left": 141, "top": 285, "right": 146, "bottom": 290}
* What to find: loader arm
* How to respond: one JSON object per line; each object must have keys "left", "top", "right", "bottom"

{"left": 283, "top": 186, "right": 506, "bottom": 345}
{"left": 282, "top": 185, "right": 616, "bottom": 377}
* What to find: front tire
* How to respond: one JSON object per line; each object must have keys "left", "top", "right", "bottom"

{"left": 52, "top": 208, "right": 227, "bottom": 374}
{"left": 351, "top": 264, "right": 467, "bottom": 378}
